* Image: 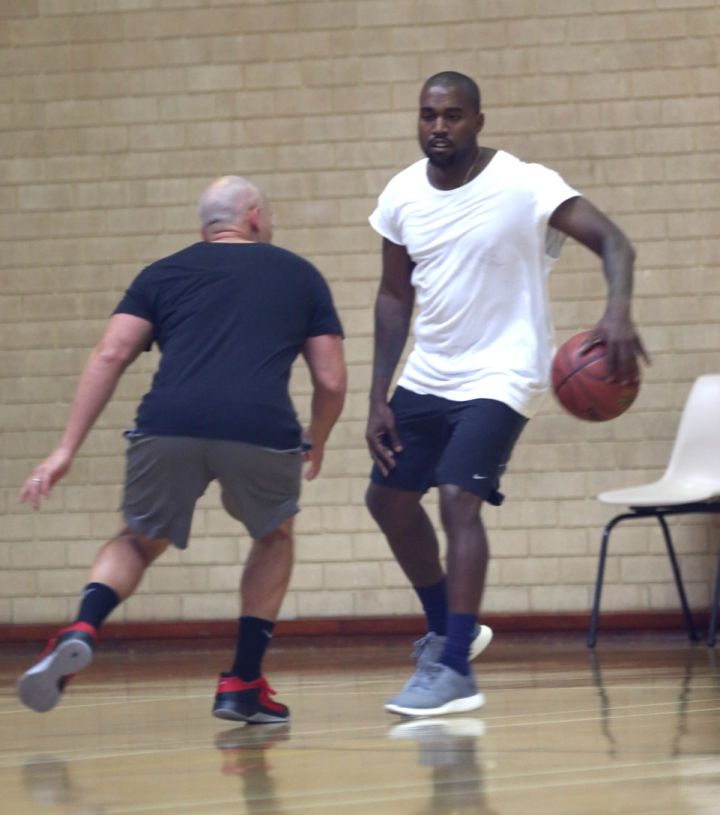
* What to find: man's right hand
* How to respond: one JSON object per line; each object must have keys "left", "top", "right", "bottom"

{"left": 366, "top": 402, "right": 403, "bottom": 477}
{"left": 20, "top": 448, "right": 74, "bottom": 510}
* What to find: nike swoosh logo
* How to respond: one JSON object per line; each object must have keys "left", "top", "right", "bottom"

{"left": 472, "top": 474, "right": 487, "bottom": 480}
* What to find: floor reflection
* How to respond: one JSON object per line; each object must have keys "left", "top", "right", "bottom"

{"left": 388, "top": 718, "right": 496, "bottom": 814}
{"left": 588, "top": 645, "right": 716, "bottom": 759}
{"left": 22, "top": 755, "right": 106, "bottom": 815}
{"left": 214, "top": 722, "right": 290, "bottom": 812}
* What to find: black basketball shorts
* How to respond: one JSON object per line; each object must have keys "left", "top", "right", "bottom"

{"left": 370, "top": 387, "right": 528, "bottom": 505}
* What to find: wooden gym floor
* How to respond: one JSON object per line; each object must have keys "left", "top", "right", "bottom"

{"left": 1, "top": 632, "right": 719, "bottom": 815}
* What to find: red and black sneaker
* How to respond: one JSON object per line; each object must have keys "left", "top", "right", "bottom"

{"left": 212, "top": 673, "right": 290, "bottom": 723}
{"left": 17, "top": 622, "right": 97, "bottom": 713}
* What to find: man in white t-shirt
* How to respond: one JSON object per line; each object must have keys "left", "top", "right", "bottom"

{"left": 366, "top": 71, "right": 648, "bottom": 717}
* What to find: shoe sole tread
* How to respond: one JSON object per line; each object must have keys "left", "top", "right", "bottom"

{"left": 17, "top": 639, "right": 93, "bottom": 713}
{"left": 385, "top": 691, "right": 485, "bottom": 718}
{"left": 212, "top": 706, "right": 288, "bottom": 724}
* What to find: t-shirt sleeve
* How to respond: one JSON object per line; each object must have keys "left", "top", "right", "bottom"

{"left": 529, "top": 164, "right": 581, "bottom": 260}
{"left": 307, "top": 269, "right": 344, "bottom": 338}
{"left": 114, "top": 267, "right": 155, "bottom": 321}
{"left": 530, "top": 163, "right": 581, "bottom": 221}
{"left": 113, "top": 267, "right": 156, "bottom": 349}
{"left": 368, "top": 183, "right": 404, "bottom": 246}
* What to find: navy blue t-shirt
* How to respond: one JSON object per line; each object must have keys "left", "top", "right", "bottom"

{"left": 114, "top": 241, "right": 343, "bottom": 450}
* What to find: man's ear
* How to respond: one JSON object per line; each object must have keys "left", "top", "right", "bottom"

{"left": 476, "top": 111, "right": 485, "bottom": 134}
{"left": 247, "top": 207, "right": 261, "bottom": 234}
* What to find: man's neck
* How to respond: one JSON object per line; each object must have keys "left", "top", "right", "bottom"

{"left": 426, "top": 146, "right": 494, "bottom": 191}
{"left": 210, "top": 238, "right": 255, "bottom": 243}
{"left": 207, "top": 229, "right": 254, "bottom": 244}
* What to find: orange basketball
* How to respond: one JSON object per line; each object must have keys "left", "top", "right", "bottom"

{"left": 551, "top": 331, "right": 640, "bottom": 422}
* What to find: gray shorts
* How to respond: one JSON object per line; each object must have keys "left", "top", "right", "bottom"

{"left": 121, "top": 433, "right": 303, "bottom": 549}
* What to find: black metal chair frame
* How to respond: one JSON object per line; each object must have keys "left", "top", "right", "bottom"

{"left": 587, "top": 501, "right": 720, "bottom": 649}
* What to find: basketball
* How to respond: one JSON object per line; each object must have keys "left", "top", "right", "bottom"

{"left": 551, "top": 331, "right": 640, "bottom": 421}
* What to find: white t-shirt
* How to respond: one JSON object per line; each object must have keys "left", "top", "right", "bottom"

{"left": 368, "top": 149, "right": 579, "bottom": 418}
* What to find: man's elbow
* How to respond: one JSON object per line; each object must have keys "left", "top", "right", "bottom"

{"left": 305, "top": 335, "right": 347, "bottom": 400}
{"left": 627, "top": 241, "right": 637, "bottom": 265}
{"left": 319, "top": 368, "right": 348, "bottom": 400}
{"left": 95, "top": 342, "right": 136, "bottom": 371}
{"left": 605, "top": 226, "right": 636, "bottom": 266}
{"left": 315, "top": 362, "right": 347, "bottom": 402}
{"left": 620, "top": 233, "right": 637, "bottom": 265}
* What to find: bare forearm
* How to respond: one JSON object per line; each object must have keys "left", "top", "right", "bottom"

{"left": 602, "top": 229, "right": 636, "bottom": 310}
{"left": 302, "top": 334, "right": 346, "bottom": 448}
{"left": 57, "top": 349, "right": 127, "bottom": 456}
{"left": 301, "top": 334, "right": 346, "bottom": 481}
{"left": 590, "top": 225, "right": 648, "bottom": 375}
{"left": 370, "top": 292, "right": 413, "bottom": 403}
{"left": 548, "top": 196, "right": 647, "bottom": 379}
{"left": 308, "top": 386, "right": 345, "bottom": 448}
{"left": 21, "top": 313, "right": 151, "bottom": 507}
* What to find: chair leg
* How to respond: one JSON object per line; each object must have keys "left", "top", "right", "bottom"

{"left": 587, "top": 517, "right": 622, "bottom": 649}
{"left": 656, "top": 514, "right": 700, "bottom": 642}
{"left": 708, "top": 554, "right": 720, "bottom": 648}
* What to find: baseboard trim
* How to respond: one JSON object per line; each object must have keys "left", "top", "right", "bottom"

{"left": 0, "top": 610, "right": 711, "bottom": 643}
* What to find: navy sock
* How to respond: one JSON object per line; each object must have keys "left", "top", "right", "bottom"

{"left": 231, "top": 616, "right": 275, "bottom": 681}
{"left": 75, "top": 582, "right": 120, "bottom": 630}
{"left": 439, "top": 612, "right": 476, "bottom": 676}
{"left": 414, "top": 578, "right": 448, "bottom": 635}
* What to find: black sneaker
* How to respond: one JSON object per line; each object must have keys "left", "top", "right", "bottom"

{"left": 17, "top": 622, "right": 97, "bottom": 713}
{"left": 212, "top": 673, "right": 290, "bottom": 723}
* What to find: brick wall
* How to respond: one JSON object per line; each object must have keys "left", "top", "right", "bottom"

{"left": 1, "top": 0, "right": 718, "bottom": 625}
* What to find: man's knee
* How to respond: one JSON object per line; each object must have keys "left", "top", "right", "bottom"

{"left": 257, "top": 517, "right": 294, "bottom": 546}
{"left": 365, "top": 482, "right": 383, "bottom": 517}
{"left": 439, "top": 484, "right": 483, "bottom": 530}
{"left": 366, "top": 482, "right": 400, "bottom": 524}
{"left": 119, "top": 528, "right": 169, "bottom": 566}
{"left": 366, "top": 482, "right": 425, "bottom": 530}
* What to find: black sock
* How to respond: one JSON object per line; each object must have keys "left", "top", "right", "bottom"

{"left": 440, "top": 612, "right": 476, "bottom": 676}
{"left": 74, "top": 582, "right": 120, "bottom": 630}
{"left": 231, "top": 616, "right": 275, "bottom": 681}
{"left": 415, "top": 578, "right": 448, "bottom": 635}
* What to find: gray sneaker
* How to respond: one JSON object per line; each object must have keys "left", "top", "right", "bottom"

{"left": 469, "top": 624, "right": 493, "bottom": 659}
{"left": 413, "top": 625, "right": 493, "bottom": 671}
{"left": 385, "top": 662, "right": 485, "bottom": 717}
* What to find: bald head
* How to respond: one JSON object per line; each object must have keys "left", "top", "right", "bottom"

{"left": 198, "top": 176, "right": 272, "bottom": 242}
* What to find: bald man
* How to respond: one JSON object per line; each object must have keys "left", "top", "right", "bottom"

{"left": 18, "top": 176, "right": 346, "bottom": 723}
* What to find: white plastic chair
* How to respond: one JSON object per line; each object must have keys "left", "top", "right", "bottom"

{"left": 587, "top": 375, "right": 720, "bottom": 648}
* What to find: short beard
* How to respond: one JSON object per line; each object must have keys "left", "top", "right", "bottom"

{"left": 426, "top": 151, "right": 456, "bottom": 168}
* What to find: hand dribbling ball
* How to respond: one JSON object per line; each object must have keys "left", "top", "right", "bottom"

{"left": 551, "top": 331, "right": 640, "bottom": 422}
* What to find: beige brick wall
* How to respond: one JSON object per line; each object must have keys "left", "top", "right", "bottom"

{"left": 1, "top": 1, "right": 718, "bottom": 625}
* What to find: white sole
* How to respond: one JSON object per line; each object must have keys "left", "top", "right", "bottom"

{"left": 245, "top": 712, "right": 290, "bottom": 724}
{"left": 17, "top": 639, "right": 93, "bottom": 713}
{"left": 385, "top": 691, "right": 485, "bottom": 718}
{"left": 212, "top": 707, "right": 247, "bottom": 722}
{"left": 212, "top": 706, "right": 289, "bottom": 724}
{"left": 470, "top": 625, "right": 493, "bottom": 660}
